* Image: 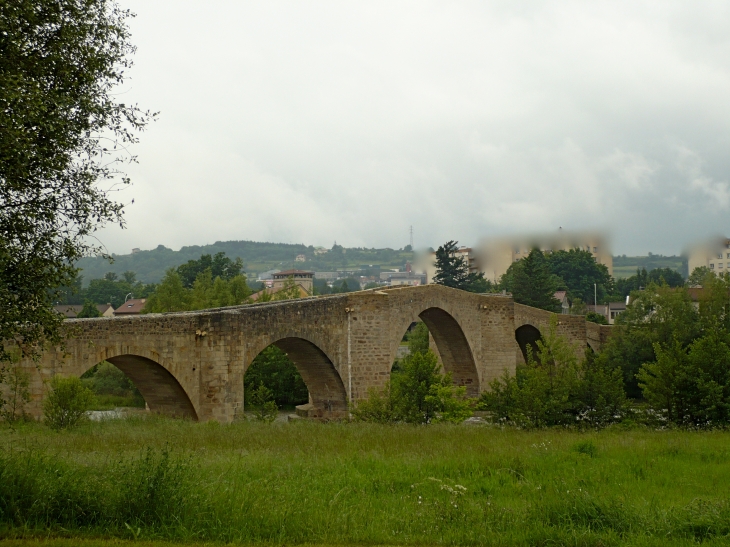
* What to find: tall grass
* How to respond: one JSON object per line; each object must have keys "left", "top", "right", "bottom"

{"left": 2, "top": 418, "right": 730, "bottom": 545}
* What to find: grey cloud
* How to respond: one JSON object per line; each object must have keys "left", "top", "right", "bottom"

{"left": 97, "top": 0, "right": 730, "bottom": 256}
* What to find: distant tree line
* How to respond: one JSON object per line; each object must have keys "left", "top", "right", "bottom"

{"left": 74, "top": 240, "right": 416, "bottom": 284}
{"left": 432, "top": 241, "right": 690, "bottom": 317}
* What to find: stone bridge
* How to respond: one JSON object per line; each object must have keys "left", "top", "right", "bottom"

{"left": 19, "top": 284, "right": 611, "bottom": 422}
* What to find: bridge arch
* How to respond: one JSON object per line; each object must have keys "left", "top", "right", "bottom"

{"left": 391, "top": 306, "right": 480, "bottom": 397}
{"left": 80, "top": 349, "right": 198, "bottom": 420}
{"left": 515, "top": 324, "right": 542, "bottom": 364}
{"left": 246, "top": 336, "right": 348, "bottom": 416}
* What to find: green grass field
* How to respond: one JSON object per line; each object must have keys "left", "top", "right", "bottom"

{"left": 2, "top": 417, "right": 730, "bottom": 546}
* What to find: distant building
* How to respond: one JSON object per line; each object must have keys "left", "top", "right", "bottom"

{"left": 295, "top": 254, "right": 306, "bottom": 262}
{"left": 272, "top": 270, "right": 314, "bottom": 292}
{"left": 607, "top": 301, "right": 626, "bottom": 324}
{"left": 380, "top": 270, "right": 426, "bottom": 287}
{"left": 257, "top": 269, "right": 280, "bottom": 281}
{"left": 418, "top": 231, "right": 612, "bottom": 285}
{"left": 131, "top": 248, "right": 140, "bottom": 254}
{"left": 687, "top": 236, "right": 730, "bottom": 277}
{"left": 54, "top": 303, "right": 114, "bottom": 318}
{"left": 589, "top": 301, "right": 626, "bottom": 324}
{"left": 554, "top": 291, "right": 570, "bottom": 314}
{"left": 114, "top": 298, "right": 147, "bottom": 316}
{"left": 476, "top": 231, "right": 612, "bottom": 283}
{"left": 249, "top": 283, "right": 311, "bottom": 302}
{"left": 313, "top": 247, "right": 328, "bottom": 255}
{"left": 314, "top": 271, "right": 339, "bottom": 281}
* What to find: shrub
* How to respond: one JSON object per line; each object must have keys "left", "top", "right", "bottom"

{"left": 1, "top": 366, "right": 31, "bottom": 424}
{"left": 353, "top": 350, "right": 473, "bottom": 424}
{"left": 480, "top": 316, "right": 626, "bottom": 428}
{"left": 638, "top": 328, "right": 730, "bottom": 426}
{"left": 43, "top": 376, "right": 94, "bottom": 430}
{"left": 351, "top": 383, "right": 395, "bottom": 423}
{"left": 244, "top": 345, "right": 308, "bottom": 408}
{"left": 248, "top": 383, "right": 278, "bottom": 422}
{"left": 586, "top": 312, "right": 608, "bottom": 325}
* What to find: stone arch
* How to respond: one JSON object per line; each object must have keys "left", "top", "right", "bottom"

{"left": 392, "top": 307, "right": 480, "bottom": 398}
{"left": 247, "top": 337, "right": 348, "bottom": 416}
{"left": 515, "top": 324, "right": 542, "bottom": 364}
{"left": 83, "top": 350, "right": 198, "bottom": 420}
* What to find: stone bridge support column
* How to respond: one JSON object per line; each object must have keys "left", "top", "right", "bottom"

{"left": 194, "top": 312, "right": 244, "bottom": 423}
{"left": 479, "top": 296, "right": 518, "bottom": 386}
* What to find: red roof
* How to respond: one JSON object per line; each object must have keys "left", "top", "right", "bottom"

{"left": 114, "top": 298, "right": 147, "bottom": 315}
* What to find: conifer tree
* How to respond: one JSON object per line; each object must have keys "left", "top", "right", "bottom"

{"left": 508, "top": 249, "right": 561, "bottom": 312}
{"left": 433, "top": 240, "right": 489, "bottom": 292}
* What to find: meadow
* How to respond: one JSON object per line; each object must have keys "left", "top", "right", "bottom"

{"left": 2, "top": 417, "right": 730, "bottom": 547}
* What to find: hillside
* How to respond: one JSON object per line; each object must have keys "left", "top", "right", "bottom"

{"left": 76, "top": 241, "right": 415, "bottom": 284}
{"left": 612, "top": 254, "right": 687, "bottom": 279}
{"left": 75, "top": 240, "right": 690, "bottom": 285}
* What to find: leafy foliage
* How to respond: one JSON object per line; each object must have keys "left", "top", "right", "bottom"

{"left": 0, "top": 0, "right": 154, "bottom": 364}
{"left": 638, "top": 331, "right": 730, "bottom": 426}
{"left": 480, "top": 317, "right": 626, "bottom": 428}
{"left": 81, "top": 361, "right": 144, "bottom": 407}
{"left": 433, "top": 241, "right": 489, "bottom": 292}
{"left": 407, "top": 322, "right": 430, "bottom": 356}
{"left": 43, "top": 376, "right": 94, "bottom": 430}
{"left": 77, "top": 300, "right": 102, "bottom": 318}
{"left": 613, "top": 267, "right": 685, "bottom": 299}
{"left": 633, "top": 274, "right": 730, "bottom": 425}
{"left": 1, "top": 366, "right": 31, "bottom": 424}
{"left": 586, "top": 312, "right": 608, "bottom": 325}
{"left": 58, "top": 270, "right": 156, "bottom": 308}
{"left": 143, "top": 263, "right": 251, "bottom": 313}
{"left": 244, "top": 346, "right": 308, "bottom": 409}
{"left": 248, "top": 383, "right": 278, "bottom": 422}
{"left": 688, "top": 266, "right": 714, "bottom": 287}
{"left": 597, "top": 283, "right": 701, "bottom": 398}
{"left": 76, "top": 240, "right": 415, "bottom": 284}
{"left": 545, "top": 249, "right": 611, "bottom": 304}
{"left": 353, "top": 350, "right": 472, "bottom": 424}
{"left": 177, "top": 252, "right": 244, "bottom": 288}
{"left": 501, "top": 249, "right": 561, "bottom": 312}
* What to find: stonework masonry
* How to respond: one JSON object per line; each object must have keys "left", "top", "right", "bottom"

{"left": 18, "top": 285, "right": 610, "bottom": 422}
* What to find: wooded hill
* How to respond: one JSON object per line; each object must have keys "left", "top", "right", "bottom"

{"left": 76, "top": 241, "right": 416, "bottom": 284}
{"left": 75, "top": 240, "right": 688, "bottom": 285}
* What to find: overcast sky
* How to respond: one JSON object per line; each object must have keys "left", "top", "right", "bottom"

{"left": 102, "top": 1, "right": 730, "bottom": 256}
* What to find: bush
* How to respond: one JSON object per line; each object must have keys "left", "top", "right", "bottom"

{"left": 586, "top": 312, "right": 608, "bottom": 325}
{"left": 352, "top": 350, "right": 473, "bottom": 424}
{"left": 248, "top": 383, "right": 278, "bottom": 422}
{"left": 638, "top": 329, "right": 730, "bottom": 426}
{"left": 43, "top": 376, "right": 95, "bottom": 430}
{"left": 1, "top": 366, "right": 31, "bottom": 424}
{"left": 480, "top": 316, "right": 626, "bottom": 428}
{"left": 244, "top": 345, "right": 308, "bottom": 409}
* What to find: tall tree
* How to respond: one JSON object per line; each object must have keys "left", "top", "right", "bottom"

{"left": 504, "top": 249, "right": 561, "bottom": 312}
{"left": 546, "top": 249, "right": 611, "bottom": 304}
{"left": 76, "top": 301, "right": 101, "bottom": 318}
{"left": 1, "top": 1, "right": 154, "bottom": 363}
{"left": 177, "top": 252, "right": 243, "bottom": 288}
{"left": 687, "top": 266, "right": 713, "bottom": 287}
{"left": 433, "top": 240, "right": 489, "bottom": 292}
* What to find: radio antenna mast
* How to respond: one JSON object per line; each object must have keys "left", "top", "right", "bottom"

{"left": 409, "top": 225, "right": 413, "bottom": 250}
